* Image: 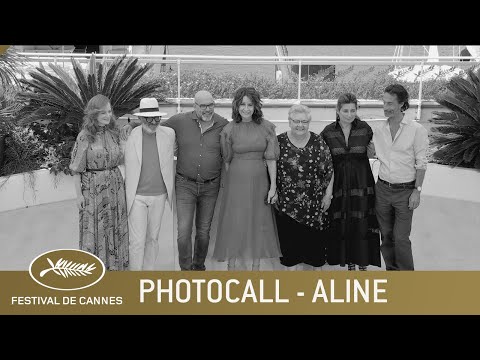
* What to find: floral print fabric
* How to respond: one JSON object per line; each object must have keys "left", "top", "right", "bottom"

{"left": 276, "top": 132, "right": 333, "bottom": 230}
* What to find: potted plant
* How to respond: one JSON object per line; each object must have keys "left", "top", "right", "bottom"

{"left": 428, "top": 65, "right": 480, "bottom": 169}
{"left": 15, "top": 53, "right": 165, "bottom": 175}
{"left": 0, "top": 47, "right": 25, "bottom": 172}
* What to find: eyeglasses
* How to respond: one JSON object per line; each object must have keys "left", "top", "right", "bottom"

{"left": 290, "top": 119, "right": 310, "bottom": 124}
{"left": 143, "top": 116, "right": 161, "bottom": 124}
{"left": 195, "top": 102, "right": 215, "bottom": 110}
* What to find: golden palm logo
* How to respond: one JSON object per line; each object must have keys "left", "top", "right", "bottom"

{"left": 29, "top": 249, "right": 105, "bottom": 291}
{"left": 39, "top": 258, "right": 96, "bottom": 278}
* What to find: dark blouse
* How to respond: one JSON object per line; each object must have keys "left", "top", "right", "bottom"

{"left": 276, "top": 131, "right": 333, "bottom": 230}
{"left": 320, "top": 118, "right": 376, "bottom": 221}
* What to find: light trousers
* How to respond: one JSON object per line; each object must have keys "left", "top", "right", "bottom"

{"left": 128, "top": 193, "right": 167, "bottom": 270}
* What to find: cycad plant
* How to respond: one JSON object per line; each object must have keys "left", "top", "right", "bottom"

{"left": 1, "top": 47, "right": 26, "bottom": 173}
{"left": 15, "top": 53, "right": 164, "bottom": 174}
{"left": 0, "top": 46, "right": 25, "bottom": 88}
{"left": 1, "top": 47, "right": 25, "bottom": 122}
{"left": 428, "top": 65, "right": 480, "bottom": 169}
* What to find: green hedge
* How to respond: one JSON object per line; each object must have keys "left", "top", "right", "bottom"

{"left": 0, "top": 66, "right": 457, "bottom": 177}
{"left": 141, "top": 65, "right": 450, "bottom": 101}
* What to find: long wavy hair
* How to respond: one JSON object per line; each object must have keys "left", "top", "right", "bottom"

{"left": 231, "top": 87, "right": 263, "bottom": 124}
{"left": 82, "top": 94, "right": 119, "bottom": 143}
{"left": 335, "top": 92, "right": 360, "bottom": 122}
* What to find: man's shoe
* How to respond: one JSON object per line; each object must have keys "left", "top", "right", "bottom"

{"left": 192, "top": 264, "right": 206, "bottom": 271}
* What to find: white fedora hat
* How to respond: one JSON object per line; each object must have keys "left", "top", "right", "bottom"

{"left": 133, "top": 98, "right": 168, "bottom": 117}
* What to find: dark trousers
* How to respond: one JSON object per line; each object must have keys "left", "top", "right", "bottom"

{"left": 375, "top": 180, "right": 415, "bottom": 270}
{"left": 175, "top": 174, "right": 220, "bottom": 270}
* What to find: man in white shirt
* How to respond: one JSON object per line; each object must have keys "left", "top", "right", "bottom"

{"left": 372, "top": 84, "right": 428, "bottom": 270}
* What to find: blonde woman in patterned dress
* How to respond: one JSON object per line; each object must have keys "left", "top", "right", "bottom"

{"left": 69, "top": 94, "right": 129, "bottom": 270}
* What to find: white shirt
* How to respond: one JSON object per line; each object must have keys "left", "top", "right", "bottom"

{"left": 372, "top": 113, "right": 428, "bottom": 183}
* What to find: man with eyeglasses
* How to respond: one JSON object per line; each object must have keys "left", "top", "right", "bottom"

{"left": 122, "top": 90, "right": 229, "bottom": 271}
{"left": 124, "top": 97, "right": 176, "bottom": 270}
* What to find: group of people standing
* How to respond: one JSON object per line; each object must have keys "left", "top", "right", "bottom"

{"left": 69, "top": 83, "right": 428, "bottom": 272}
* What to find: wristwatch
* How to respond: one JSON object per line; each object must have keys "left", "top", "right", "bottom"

{"left": 416, "top": 186, "right": 422, "bottom": 192}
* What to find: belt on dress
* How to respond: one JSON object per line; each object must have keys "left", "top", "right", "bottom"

{"left": 177, "top": 173, "right": 219, "bottom": 184}
{"left": 85, "top": 167, "right": 116, "bottom": 172}
{"left": 378, "top": 178, "right": 415, "bottom": 189}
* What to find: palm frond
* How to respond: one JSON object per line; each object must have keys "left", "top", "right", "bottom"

{"left": 21, "top": 68, "right": 84, "bottom": 111}
{"left": 48, "top": 64, "right": 80, "bottom": 97}
{"left": 102, "top": 56, "right": 125, "bottom": 95}
{"left": 446, "top": 76, "right": 479, "bottom": 102}
{"left": 0, "top": 48, "right": 26, "bottom": 87}
{"left": 88, "top": 74, "right": 98, "bottom": 96}
{"left": 467, "top": 67, "right": 480, "bottom": 103}
{"left": 87, "top": 54, "right": 98, "bottom": 95}
{"left": 430, "top": 125, "right": 475, "bottom": 135}
{"left": 436, "top": 93, "right": 480, "bottom": 121}
{"left": 463, "top": 144, "right": 479, "bottom": 163}
{"left": 429, "top": 133, "right": 461, "bottom": 146}
{"left": 455, "top": 113, "right": 480, "bottom": 126}
{"left": 430, "top": 110, "right": 457, "bottom": 121}
{"left": 71, "top": 56, "right": 90, "bottom": 104}
{"left": 15, "top": 52, "right": 163, "bottom": 173}
{"left": 109, "top": 57, "right": 139, "bottom": 104}
{"left": 474, "top": 154, "right": 480, "bottom": 169}
{"left": 97, "top": 62, "right": 104, "bottom": 93}
{"left": 89, "top": 53, "right": 96, "bottom": 77}
{"left": 113, "top": 64, "right": 156, "bottom": 106}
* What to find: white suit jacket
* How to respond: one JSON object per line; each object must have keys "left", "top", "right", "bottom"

{"left": 124, "top": 125, "right": 176, "bottom": 216}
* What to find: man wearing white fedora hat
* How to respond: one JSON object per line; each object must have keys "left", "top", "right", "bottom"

{"left": 124, "top": 97, "right": 176, "bottom": 270}
{"left": 122, "top": 90, "right": 229, "bottom": 271}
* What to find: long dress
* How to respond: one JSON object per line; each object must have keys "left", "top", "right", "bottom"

{"left": 213, "top": 119, "right": 281, "bottom": 261}
{"left": 321, "top": 119, "right": 381, "bottom": 268}
{"left": 69, "top": 127, "right": 129, "bottom": 270}
{"left": 274, "top": 131, "right": 334, "bottom": 267}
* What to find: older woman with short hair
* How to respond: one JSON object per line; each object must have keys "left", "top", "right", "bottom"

{"left": 272, "top": 104, "right": 334, "bottom": 270}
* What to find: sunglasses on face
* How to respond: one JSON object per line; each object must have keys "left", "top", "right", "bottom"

{"left": 143, "top": 116, "right": 161, "bottom": 124}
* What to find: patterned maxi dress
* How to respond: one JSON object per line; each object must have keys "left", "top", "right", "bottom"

{"left": 69, "top": 127, "right": 129, "bottom": 270}
{"left": 213, "top": 119, "right": 281, "bottom": 261}
{"left": 321, "top": 119, "right": 381, "bottom": 268}
{"left": 274, "top": 132, "right": 334, "bottom": 267}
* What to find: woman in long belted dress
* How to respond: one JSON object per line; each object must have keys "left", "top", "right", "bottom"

{"left": 69, "top": 94, "right": 129, "bottom": 270}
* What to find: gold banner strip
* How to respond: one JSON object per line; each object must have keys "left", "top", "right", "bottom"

{"left": 0, "top": 45, "right": 10, "bottom": 54}
{"left": 1, "top": 271, "right": 478, "bottom": 315}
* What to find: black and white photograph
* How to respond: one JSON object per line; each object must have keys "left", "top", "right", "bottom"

{"left": 1, "top": 45, "right": 479, "bottom": 272}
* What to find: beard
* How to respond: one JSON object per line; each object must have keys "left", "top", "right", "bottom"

{"left": 201, "top": 113, "right": 213, "bottom": 122}
{"left": 142, "top": 123, "right": 158, "bottom": 134}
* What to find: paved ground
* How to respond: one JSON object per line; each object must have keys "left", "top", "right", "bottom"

{"left": 0, "top": 198, "right": 386, "bottom": 272}
{"left": 2, "top": 172, "right": 480, "bottom": 271}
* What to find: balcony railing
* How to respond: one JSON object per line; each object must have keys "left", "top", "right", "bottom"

{"left": 18, "top": 51, "right": 480, "bottom": 119}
